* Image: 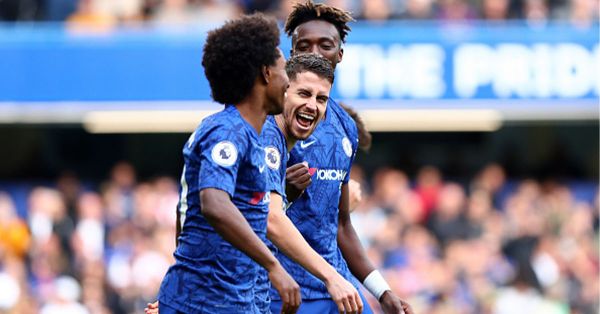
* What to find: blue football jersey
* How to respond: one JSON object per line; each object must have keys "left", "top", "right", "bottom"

{"left": 254, "top": 115, "right": 288, "bottom": 313}
{"left": 263, "top": 116, "right": 288, "bottom": 200}
{"left": 271, "top": 99, "right": 360, "bottom": 300}
{"left": 158, "top": 105, "right": 271, "bottom": 313}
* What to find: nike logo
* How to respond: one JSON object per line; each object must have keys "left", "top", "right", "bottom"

{"left": 259, "top": 165, "right": 266, "bottom": 173}
{"left": 300, "top": 140, "right": 316, "bottom": 149}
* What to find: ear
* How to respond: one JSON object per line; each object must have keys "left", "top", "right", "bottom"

{"left": 338, "top": 48, "right": 344, "bottom": 63}
{"left": 261, "top": 65, "right": 270, "bottom": 84}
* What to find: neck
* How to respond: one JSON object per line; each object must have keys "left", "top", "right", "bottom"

{"left": 236, "top": 89, "right": 268, "bottom": 135}
{"left": 274, "top": 114, "right": 297, "bottom": 152}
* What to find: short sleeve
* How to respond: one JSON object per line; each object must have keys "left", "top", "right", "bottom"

{"left": 261, "top": 123, "right": 286, "bottom": 197}
{"left": 195, "top": 124, "right": 248, "bottom": 197}
{"left": 265, "top": 145, "right": 285, "bottom": 197}
{"left": 342, "top": 116, "right": 359, "bottom": 185}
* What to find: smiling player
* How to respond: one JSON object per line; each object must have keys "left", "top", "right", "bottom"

{"left": 256, "top": 53, "right": 363, "bottom": 314}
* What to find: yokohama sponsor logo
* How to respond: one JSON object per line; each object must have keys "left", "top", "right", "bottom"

{"left": 309, "top": 168, "right": 347, "bottom": 181}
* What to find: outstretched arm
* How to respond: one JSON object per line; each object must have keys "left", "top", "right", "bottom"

{"left": 337, "top": 184, "right": 414, "bottom": 314}
{"left": 267, "top": 192, "right": 362, "bottom": 314}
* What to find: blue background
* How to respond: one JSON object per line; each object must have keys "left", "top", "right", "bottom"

{"left": 0, "top": 22, "right": 597, "bottom": 102}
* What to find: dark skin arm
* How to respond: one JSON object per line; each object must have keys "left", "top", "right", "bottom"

{"left": 337, "top": 183, "right": 375, "bottom": 280}
{"left": 337, "top": 184, "right": 414, "bottom": 314}
{"left": 200, "top": 188, "right": 275, "bottom": 266}
{"left": 158, "top": 191, "right": 301, "bottom": 314}
{"left": 200, "top": 188, "right": 301, "bottom": 313}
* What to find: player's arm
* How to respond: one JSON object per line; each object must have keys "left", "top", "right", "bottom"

{"left": 348, "top": 179, "right": 363, "bottom": 213}
{"left": 201, "top": 188, "right": 301, "bottom": 312}
{"left": 337, "top": 183, "right": 375, "bottom": 280}
{"left": 143, "top": 195, "right": 308, "bottom": 314}
{"left": 337, "top": 183, "right": 414, "bottom": 314}
{"left": 267, "top": 192, "right": 362, "bottom": 314}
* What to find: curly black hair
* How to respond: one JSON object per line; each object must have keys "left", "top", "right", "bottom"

{"left": 286, "top": 53, "right": 335, "bottom": 85}
{"left": 284, "top": 0, "right": 354, "bottom": 43}
{"left": 202, "top": 13, "right": 281, "bottom": 105}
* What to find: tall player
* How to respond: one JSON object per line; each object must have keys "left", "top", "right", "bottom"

{"left": 271, "top": 2, "right": 415, "bottom": 314}
{"left": 156, "top": 13, "right": 300, "bottom": 313}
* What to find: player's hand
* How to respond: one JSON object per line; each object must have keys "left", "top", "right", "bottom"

{"left": 285, "top": 162, "right": 312, "bottom": 201}
{"left": 379, "top": 291, "right": 414, "bottom": 314}
{"left": 144, "top": 301, "right": 159, "bottom": 314}
{"left": 286, "top": 162, "right": 312, "bottom": 190}
{"left": 348, "top": 179, "right": 362, "bottom": 213}
{"left": 268, "top": 264, "right": 301, "bottom": 314}
{"left": 324, "top": 273, "right": 363, "bottom": 314}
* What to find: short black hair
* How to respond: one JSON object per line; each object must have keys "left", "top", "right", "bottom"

{"left": 202, "top": 13, "right": 281, "bottom": 104}
{"left": 286, "top": 53, "right": 335, "bottom": 85}
{"left": 284, "top": 1, "right": 354, "bottom": 43}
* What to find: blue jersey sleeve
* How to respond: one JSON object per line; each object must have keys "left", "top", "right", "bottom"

{"left": 191, "top": 123, "right": 249, "bottom": 197}
{"left": 332, "top": 101, "right": 359, "bottom": 185}
{"left": 341, "top": 139, "right": 356, "bottom": 185}
{"left": 261, "top": 118, "right": 287, "bottom": 198}
{"left": 343, "top": 132, "right": 358, "bottom": 184}
{"left": 265, "top": 145, "right": 285, "bottom": 197}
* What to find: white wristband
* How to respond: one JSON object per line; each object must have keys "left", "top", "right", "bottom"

{"left": 362, "top": 270, "right": 391, "bottom": 300}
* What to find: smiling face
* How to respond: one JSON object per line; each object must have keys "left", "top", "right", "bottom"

{"left": 283, "top": 70, "right": 331, "bottom": 140}
{"left": 291, "top": 20, "right": 343, "bottom": 69}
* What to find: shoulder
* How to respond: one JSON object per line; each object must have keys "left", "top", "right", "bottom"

{"left": 203, "top": 106, "right": 247, "bottom": 133}
{"left": 187, "top": 107, "right": 251, "bottom": 154}
{"left": 262, "top": 117, "right": 286, "bottom": 170}
{"left": 262, "top": 116, "right": 285, "bottom": 148}
{"left": 261, "top": 116, "right": 281, "bottom": 139}
{"left": 328, "top": 99, "right": 358, "bottom": 139}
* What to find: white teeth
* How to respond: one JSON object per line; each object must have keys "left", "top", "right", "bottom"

{"left": 297, "top": 113, "right": 315, "bottom": 121}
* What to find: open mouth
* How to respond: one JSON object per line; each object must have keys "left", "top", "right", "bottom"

{"left": 295, "top": 112, "right": 316, "bottom": 131}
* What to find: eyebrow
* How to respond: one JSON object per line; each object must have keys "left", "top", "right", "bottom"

{"left": 296, "top": 36, "right": 336, "bottom": 43}
{"left": 297, "top": 87, "right": 312, "bottom": 94}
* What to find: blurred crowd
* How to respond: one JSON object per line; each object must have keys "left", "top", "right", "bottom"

{"left": 351, "top": 163, "right": 599, "bottom": 314}
{"left": 0, "top": 162, "right": 177, "bottom": 314}
{"left": 0, "top": 161, "right": 597, "bottom": 314}
{"left": 0, "top": 0, "right": 597, "bottom": 27}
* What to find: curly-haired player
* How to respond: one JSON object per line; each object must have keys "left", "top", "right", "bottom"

{"left": 148, "top": 54, "right": 364, "bottom": 314}
{"left": 156, "top": 13, "right": 297, "bottom": 314}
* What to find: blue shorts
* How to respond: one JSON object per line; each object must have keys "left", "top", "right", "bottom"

{"left": 270, "top": 290, "right": 374, "bottom": 314}
{"left": 158, "top": 302, "right": 184, "bottom": 314}
{"left": 159, "top": 301, "right": 258, "bottom": 314}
